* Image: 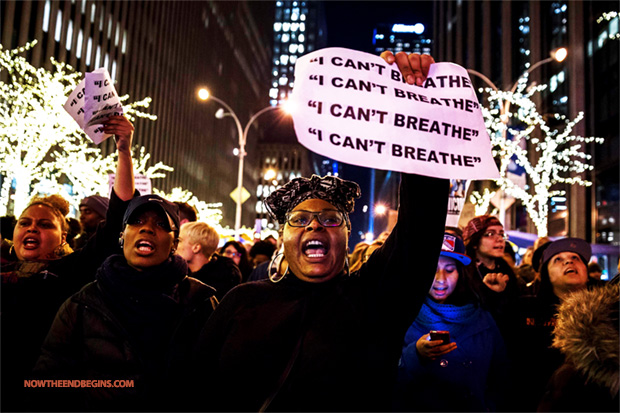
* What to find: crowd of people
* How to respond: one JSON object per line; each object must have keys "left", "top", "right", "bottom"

{"left": 1, "top": 52, "right": 618, "bottom": 412}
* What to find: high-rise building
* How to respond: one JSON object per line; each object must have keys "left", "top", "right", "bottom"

{"left": 254, "top": 1, "right": 326, "bottom": 234}
{"left": 1, "top": 0, "right": 274, "bottom": 229}
{"left": 433, "top": 0, "right": 618, "bottom": 273}
{"left": 372, "top": 22, "right": 432, "bottom": 55}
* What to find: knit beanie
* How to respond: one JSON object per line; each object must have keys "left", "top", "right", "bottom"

{"left": 80, "top": 195, "right": 109, "bottom": 218}
{"left": 462, "top": 215, "right": 503, "bottom": 247}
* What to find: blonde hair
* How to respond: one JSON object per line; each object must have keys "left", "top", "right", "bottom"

{"left": 24, "top": 194, "right": 70, "bottom": 232}
{"left": 181, "top": 221, "right": 219, "bottom": 258}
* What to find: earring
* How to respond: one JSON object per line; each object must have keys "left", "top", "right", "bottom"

{"left": 269, "top": 252, "right": 288, "bottom": 283}
{"left": 119, "top": 237, "right": 124, "bottom": 248}
{"left": 170, "top": 248, "right": 176, "bottom": 257}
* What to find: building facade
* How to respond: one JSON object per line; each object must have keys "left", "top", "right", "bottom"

{"left": 433, "top": 0, "right": 619, "bottom": 249}
{"left": 1, "top": 0, "right": 274, "bottom": 229}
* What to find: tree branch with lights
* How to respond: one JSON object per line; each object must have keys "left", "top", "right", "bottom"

{"left": 479, "top": 73, "right": 604, "bottom": 236}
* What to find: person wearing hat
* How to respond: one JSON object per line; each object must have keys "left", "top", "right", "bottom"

{"left": 194, "top": 167, "right": 449, "bottom": 411}
{"left": 2, "top": 115, "right": 138, "bottom": 411}
{"left": 394, "top": 233, "right": 509, "bottom": 412}
{"left": 34, "top": 194, "right": 218, "bottom": 411}
{"left": 74, "top": 195, "right": 110, "bottom": 249}
{"left": 508, "top": 237, "right": 605, "bottom": 411}
{"left": 461, "top": 215, "right": 519, "bottom": 340}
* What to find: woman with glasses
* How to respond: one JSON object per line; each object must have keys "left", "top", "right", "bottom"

{"left": 193, "top": 52, "right": 448, "bottom": 412}
{"left": 219, "top": 240, "right": 253, "bottom": 282}
{"left": 462, "top": 215, "right": 519, "bottom": 341}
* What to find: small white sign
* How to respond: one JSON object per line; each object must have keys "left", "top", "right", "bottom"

{"left": 290, "top": 48, "right": 500, "bottom": 180}
{"left": 63, "top": 68, "right": 123, "bottom": 144}
{"left": 108, "top": 173, "right": 152, "bottom": 195}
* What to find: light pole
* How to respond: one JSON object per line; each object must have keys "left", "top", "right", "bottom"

{"left": 198, "top": 88, "right": 285, "bottom": 240}
{"left": 466, "top": 47, "right": 567, "bottom": 227}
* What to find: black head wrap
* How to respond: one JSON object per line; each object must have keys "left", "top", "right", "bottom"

{"left": 265, "top": 174, "right": 361, "bottom": 226}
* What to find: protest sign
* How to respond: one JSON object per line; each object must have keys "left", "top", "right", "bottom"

{"left": 63, "top": 68, "right": 123, "bottom": 144}
{"left": 290, "top": 48, "right": 500, "bottom": 180}
{"left": 108, "top": 173, "right": 152, "bottom": 196}
{"left": 446, "top": 178, "right": 471, "bottom": 228}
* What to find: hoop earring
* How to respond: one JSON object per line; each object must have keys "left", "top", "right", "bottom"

{"left": 119, "top": 237, "right": 124, "bottom": 248}
{"left": 9, "top": 244, "right": 14, "bottom": 256}
{"left": 269, "top": 252, "right": 288, "bottom": 283}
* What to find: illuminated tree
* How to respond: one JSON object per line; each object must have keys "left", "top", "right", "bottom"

{"left": 480, "top": 74, "right": 604, "bottom": 237}
{"left": 153, "top": 186, "right": 224, "bottom": 229}
{"left": 0, "top": 41, "right": 157, "bottom": 216}
{"left": 470, "top": 188, "right": 497, "bottom": 217}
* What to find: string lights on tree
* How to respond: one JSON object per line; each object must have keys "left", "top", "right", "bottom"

{"left": 0, "top": 42, "right": 221, "bottom": 223}
{"left": 469, "top": 188, "right": 497, "bottom": 217}
{"left": 479, "top": 72, "right": 604, "bottom": 237}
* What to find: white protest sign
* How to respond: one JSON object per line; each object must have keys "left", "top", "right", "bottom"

{"left": 446, "top": 179, "right": 471, "bottom": 227}
{"left": 290, "top": 48, "right": 500, "bottom": 180}
{"left": 63, "top": 68, "right": 123, "bottom": 144}
{"left": 108, "top": 174, "right": 152, "bottom": 195}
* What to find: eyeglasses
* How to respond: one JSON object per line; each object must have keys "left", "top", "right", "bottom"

{"left": 286, "top": 209, "right": 345, "bottom": 228}
{"left": 483, "top": 231, "right": 508, "bottom": 240}
{"left": 223, "top": 251, "right": 242, "bottom": 258}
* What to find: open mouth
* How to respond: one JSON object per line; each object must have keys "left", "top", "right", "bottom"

{"left": 302, "top": 239, "right": 328, "bottom": 258}
{"left": 22, "top": 237, "right": 40, "bottom": 249}
{"left": 564, "top": 268, "right": 577, "bottom": 275}
{"left": 135, "top": 240, "right": 155, "bottom": 254}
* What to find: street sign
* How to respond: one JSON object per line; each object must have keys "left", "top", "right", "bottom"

{"left": 230, "top": 186, "right": 251, "bottom": 204}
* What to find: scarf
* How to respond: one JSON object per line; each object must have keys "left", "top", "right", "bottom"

{"left": 410, "top": 296, "right": 481, "bottom": 339}
{"left": 96, "top": 254, "right": 188, "bottom": 377}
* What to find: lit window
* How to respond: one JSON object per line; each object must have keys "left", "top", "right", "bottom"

{"left": 273, "top": 70, "right": 278, "bottom": 76}
{"left": 289, "top": 44, "right": 298, "bottom": 53}
{"left": 298, "top": 44, "right": 304, "bottom": 53}
{"left": 283, "top": 22, "right": 290, "bottom": 31}
{"left": 94, "top": 45, "right": 101, "bottom": 68}
{"left": 279, "top": 76, "right": 288, "bottom": 85}
{"left": 587, "top": 39, "right": 593, "bottom": 56}
{"left": 550, "top": 75, "right": 558, "bottom": 93}
{"left": 559, "top": 96, "right": 568, "bottom": 103}
{"left": 282, "top": 33, "right": 289, "bottom": 42}
{"left": 107, "top": 18, "right": 112, "bottom": 38}
{"left": 111, "top": 60, "right": 117, "bottom": 80}
{"left": 276, "top": 1, "right": 282, "bottom": 6}
{"left": 558, "top": 70, "right": 565, "bottom": 83}
{"left": 115, "top": 25, "right": 120, "bottom": 46}
{"left": 300, "top": 14, "right": 306, "bottom": 21}
{"left": 76, "top": 30, "right": 83, "bottom": 58}
{"left": 274, "top": 22, "right": 282, "bottom": 31}
{"left": 43, "top": 0, "right": 50, "bottom": 32}
{"left": 290, "top": 55, "right": 297, "bottom": 64}
{"left": 270, "top": 88, "right": 278, "bottom": 98}
{"left": 55, "top": 10, "right": 63, "bottom": 42}
{"left": 91, "top": 4, "right": 96, "bottom": 23}
{"left": 66, "top": 21, "right": 73, "bottom": 50}
{"left": 122, "top": 30, "right": 127, "bottom": 53}
{"left": 299, "top": 34, "right": 305, "bottom": 42}
{"left": 104, "top": 53, "right": 109, "bottom": 70}
{"left": 291, "top": 23, "right": 299, "bottom": 32}
{"left": 299, "top": 22, "right": 305, "bottom": 31}
{"left": 598, "top": 30, "right": 608, "bottom": 48}
{"left": 610, "top": 16, "right": 619, "bottom": 37}
{"left": 280, "top": 55, "right": 289, "bottom": 64}
{"left": 86, "top": 37, "right": 92, "bottom": 64}
{"left": 292, "top": 13, "right": 298, "bottom": 21}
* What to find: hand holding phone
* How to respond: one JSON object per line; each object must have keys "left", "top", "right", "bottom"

{"left": 430, "top": 330, "right": 450, "bottom": 345}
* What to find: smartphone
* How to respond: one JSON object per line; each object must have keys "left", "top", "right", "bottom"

{"left": 430, "top": 330, "right": 450, "bottom": 345}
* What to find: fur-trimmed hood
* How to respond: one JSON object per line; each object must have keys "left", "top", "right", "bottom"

{"left": 552, "top": 284, "right": 620, "bottom": 396}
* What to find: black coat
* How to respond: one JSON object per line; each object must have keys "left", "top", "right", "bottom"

{"left": 1, "top": 190, "right": 134, "bottom": 412}
{"left": 194, "top": 174, "right": 449, "bottom": 412}
{"left": 190, "top": 253, "right": 242, "bottom": 301}
{"left": 33, "top": 254, "right": 218, "bottom": 412}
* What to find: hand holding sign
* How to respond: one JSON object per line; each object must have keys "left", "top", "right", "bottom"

{"left": 63, "top": 68, "right": 123, "bottom": 144}
{"left": 289, "top": 48, "right": 500, "bottom": 180}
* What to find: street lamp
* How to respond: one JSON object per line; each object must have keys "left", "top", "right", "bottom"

{"left": 466, "top": 47, "right": 568, "bottom": 226}
{"left": 198, "top": 88, "right": 288, "bottom": 239}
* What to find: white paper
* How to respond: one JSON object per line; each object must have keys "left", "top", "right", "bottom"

{"left": 290, "top": 48, "right": 500, "bottom": 180}
{"left": 63, "top": 68, "right": 123, "bottom": 144}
